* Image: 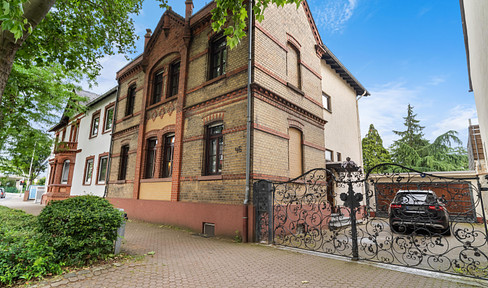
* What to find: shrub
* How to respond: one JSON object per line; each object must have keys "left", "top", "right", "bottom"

{"left": 1, "top": 186, "right": 19, "bottom": 193}
{"left": 37, "top": 196, "right": 123, "bottom": 266}
{"left": 0, "top": 207, "right": 62, "bottom": 286}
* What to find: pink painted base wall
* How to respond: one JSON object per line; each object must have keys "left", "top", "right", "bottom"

{"left": 108, "top": 198, "right": 255, "bottom": 240}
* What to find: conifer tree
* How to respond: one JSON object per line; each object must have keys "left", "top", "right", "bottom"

{"left": 390, "top": 104, "right": 468, "bottom": 171}
{"left": 362, "top": 124, "right": 391, "bottom": 173}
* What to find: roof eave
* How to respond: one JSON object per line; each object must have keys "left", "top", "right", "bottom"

{"left": 321, "top": 44, "right": 370, "bottom": 97}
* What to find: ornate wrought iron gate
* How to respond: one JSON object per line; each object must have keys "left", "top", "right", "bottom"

{"left": 254, "top": 159, "right": 488, "bottom": 280}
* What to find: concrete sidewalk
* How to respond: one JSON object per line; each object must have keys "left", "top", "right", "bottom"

{"left": 1, "top": 195, "right": 485, "bottom": 287}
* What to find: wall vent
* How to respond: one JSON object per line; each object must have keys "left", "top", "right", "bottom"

{"left": 203, "top": 222, "right": 215, "bottom": 237}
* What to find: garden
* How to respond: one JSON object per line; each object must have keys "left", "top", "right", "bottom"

{"left": 0, "top": 196, "right": 123, "bottom": 286}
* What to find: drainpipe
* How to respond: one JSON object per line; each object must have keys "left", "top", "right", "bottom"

{"left": 243, "top": 0, "right": 254, "bottom": 243}
{"left": 104, "top": 87, "right": 120, "bottom": 198}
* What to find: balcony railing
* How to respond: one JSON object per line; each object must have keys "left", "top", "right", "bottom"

{"left": 54, "top": 141, "right": 78, "bottom": 153}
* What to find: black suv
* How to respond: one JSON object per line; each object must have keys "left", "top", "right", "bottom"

{"left": 389, "top": 190, "right": 450, "bottom": 235}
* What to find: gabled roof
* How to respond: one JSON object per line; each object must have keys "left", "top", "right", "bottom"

{"left": 49, "top": 87, "right": 118, "bottom": 132}
{"left": 144, "top": 9, "right": 185, "bottom": 55}
{"left": 321, "top": 45, "right": 370, "bottom": 97}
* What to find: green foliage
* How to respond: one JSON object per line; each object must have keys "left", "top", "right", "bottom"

{"left": 1, "top": 186, "right": 19, "bottom": 193}
{"left": 362, "top": 124, "right": 391, "bottom": 173}
{"left": 233, "top": 230, "right": 242, "bottom": 243}
{"left": 211, "top": 0, "right": 302, "bottom": 48}
{"left": 0, "top": 61, "right": 87, "bottom": 152}
{"left": 37, "top": 177, "right": 46, "bottom": 186}
{"left": 391, "top": 104, "right": 429, "bottom": 150}
{"left": 37, "top": 196, "right": 123, "bottom": 266}
{"left": 388, "top": 105, "right": 468, "bottom": 172}
{"left": 0, "top": 176, "right": 16, "bottom": 187}
{"left": 0, "top": 0, "right": 31, "bottom": 40}
{"left": 0, "top": 206, "right": 62, "bottom": 286}
{"left": 0, "top": 126, "right": 53, "bottom": 183}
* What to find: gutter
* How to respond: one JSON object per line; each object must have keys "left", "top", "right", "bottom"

{"left": 243, "top": 0, "right": 254, "bottom": 243}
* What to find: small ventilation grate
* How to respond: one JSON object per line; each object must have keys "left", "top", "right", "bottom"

{"left": 203, "top": 222, "right": 215, "bottom": 237}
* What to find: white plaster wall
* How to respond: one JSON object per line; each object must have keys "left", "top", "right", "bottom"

{"left": 71, "top": 95, "right": 115, "bottom": 196}
{"left": 464, "top": 0, "right": 488, "bottom": 168}
{"left": 321, "top": 61, "right": 363, "bottom": 166}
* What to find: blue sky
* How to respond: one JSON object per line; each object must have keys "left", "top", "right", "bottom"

{"left": 85, "top": 0, "right": 476, "bottom": 148}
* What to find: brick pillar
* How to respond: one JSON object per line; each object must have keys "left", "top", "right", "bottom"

{"left": 171, "top": 44, "right": 189, "bottom": 201}
{"left": 132, "top": 72, "right": 149, "bottom": 199}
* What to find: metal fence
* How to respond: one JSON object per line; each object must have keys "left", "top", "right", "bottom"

{"left": 254, "top": 159, "right": 488, "bottom": 280}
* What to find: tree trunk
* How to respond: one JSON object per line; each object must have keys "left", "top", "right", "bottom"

{"left": 0, "top": 0, "right": 55, "bottom": 126}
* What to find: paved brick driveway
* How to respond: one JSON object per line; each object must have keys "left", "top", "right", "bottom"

{"left": 1, "top": 194, "right": 485, "bottom": 288}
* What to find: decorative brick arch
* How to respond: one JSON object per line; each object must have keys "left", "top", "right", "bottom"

{"left": 202, "top": 112, "right": 225, "bottom": 125}
{"left": 288, "top": 118, "right": 304, "bottom": 132}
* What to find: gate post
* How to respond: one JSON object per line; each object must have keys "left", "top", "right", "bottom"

{"left": 348, "top": 181, "right": 359, "bottom": 261}
{"left": 253, "top": 180, "right": 273, "bottom": 243}
{"left": 477, "top": 177, "right": 488, "bottom": 241}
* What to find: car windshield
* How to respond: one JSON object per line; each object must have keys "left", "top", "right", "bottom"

{"left": 394, "top": 193, "right": 436, "bottom": 205}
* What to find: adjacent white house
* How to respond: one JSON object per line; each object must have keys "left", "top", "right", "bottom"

{"left": 321, "top": 45, "right": 369, "bottom": 167}
{"left": 44, "top": 87, "right": 117, "bottom": 203}
{"left": 460, "top": 0, "right": 488, "bottom": 175}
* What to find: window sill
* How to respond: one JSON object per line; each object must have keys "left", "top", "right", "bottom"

{"left": 140, "top": 177, "right": 172, "bottom": 183}
{"left": 102, "top": 129, "right": 112, "bottom": 135}
{"left": 324, "top": 108, "right": 332, "bottom": 114}
{"left": 205, "top": 74, "right": 226, "bottom": 87}
{"left": 146, "top": 96, "right": 177, "bottom": 111}
{"left": 287, "top": 82, "right": 305, "bottom": 96}
{"left": 198, "top": 175, "right": 223, "bottom": 181}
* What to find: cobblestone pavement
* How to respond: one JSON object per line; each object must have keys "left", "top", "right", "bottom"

{"left": 1, "top": 195, "right": 486, "bottom": 288}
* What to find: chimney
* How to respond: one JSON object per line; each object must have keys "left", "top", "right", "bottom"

{"left": 185, "top": 0, "right": 193, "bottom": 22}
{"left": 144, "top": 29, "right": 152, "bottom": 48}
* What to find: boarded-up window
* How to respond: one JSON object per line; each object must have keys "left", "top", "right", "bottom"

{"left": 289, "top": 128, "right": 303, "bottom": 179}
{"left": 287, "top": 43, "right": 300, "bottom": 89}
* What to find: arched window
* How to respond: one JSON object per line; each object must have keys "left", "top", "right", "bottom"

{"left": 288, "top": 128, "right": 303, "bottom": 179}
{"left": 151, "top": 69, "right": 164, "bottom": 105}
{"left": 209, "top": 35, "right": 227, "bottom": 79}
{"left": 161, "top": 133, "right": 175, "bottom": 178}
{"left": 126, "top": 85, "right": 136, "bottom": 116}
{"left": 168, "top": 61, "right": 180, "bottom": 97}
{"left": 61, "top": 160, "right": 70, "bottom": 184}
{"left": 287, "top": 43, "right": 301, "bottom": 89}
{"left": 144, "top": 137, "right": 158, "bottom": 178}
{"left": 118, "top": 145, "right": 129, "bottom": 180}
{"left": 205, "top": 123, "right": 224, "bottom": 175}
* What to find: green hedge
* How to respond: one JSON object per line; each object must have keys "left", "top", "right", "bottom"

{"left": 0, "top": 206, "right": 61, "bottom": 286}
{"left": 38, "top": 196, "right": 123, "bottom": 266}
{"left": 0, "top": 196, "right": 123, "bottom": 285}
{"left": 0, "top": 186, "right": 19, "bottom": 193}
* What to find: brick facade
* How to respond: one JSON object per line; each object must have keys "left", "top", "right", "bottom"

{"left": 106, "top": 1, "right": 363, "bottom": 239}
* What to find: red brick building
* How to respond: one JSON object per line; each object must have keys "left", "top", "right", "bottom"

{"left": 107, "top": 0, "right": 367, "bottom": 240}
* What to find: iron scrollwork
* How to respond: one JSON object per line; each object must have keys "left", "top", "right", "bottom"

{"left": 254, "top": 159, "right": 488, "bottom": 280}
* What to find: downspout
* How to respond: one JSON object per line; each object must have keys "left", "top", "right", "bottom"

{"left": 104, "top": 87, "right": 120, "bottom": 198}
{"left": 243, "top": 0, "right": 254, "bottom": 243}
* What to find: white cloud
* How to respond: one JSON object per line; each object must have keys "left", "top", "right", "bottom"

{"left": 359, "top": 81, "right": 477, "bottom": 149}
{"left": 429, "top": 105, "right": 477, "bottom": 144}
{"left": 313, "top": 0, "right": 357, "bottom": 34}
{"left": 359, "top": 81, "right": 420, "bottom": 147}
{"left": 80, "top": 54, "right": 130, "bottom": 95}
{"left": 427, "top": 76, "right": 446, "bottom": 86}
